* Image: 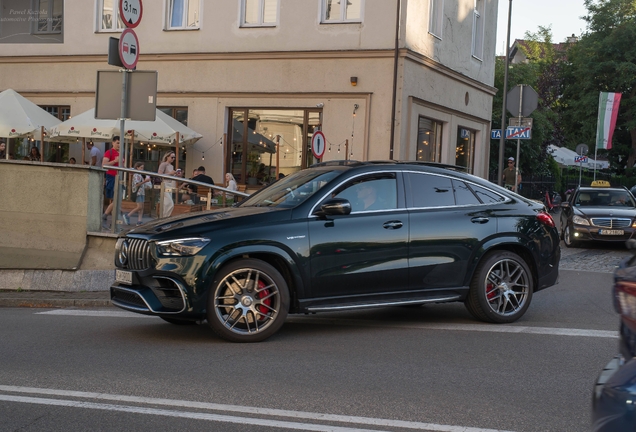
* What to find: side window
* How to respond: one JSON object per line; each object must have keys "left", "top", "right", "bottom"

{"left": 452, "top": 180, "right": 480, "bottom": 206}
{"left": 407, "top": 173, "right": 454, "bottom": 208}
{"left": 332, "top": 175, "right": 397, "bottom": 212}
{"left": 469, "top": 184, "right": 505, "bottom": 204}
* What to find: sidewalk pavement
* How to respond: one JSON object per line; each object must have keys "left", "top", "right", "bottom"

{"left": 0, "top": 290, "right": 111, "bottom": 308}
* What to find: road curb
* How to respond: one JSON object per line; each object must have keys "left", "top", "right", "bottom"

{"left": 0, "top": 298, "right": 113, "bottom": 308}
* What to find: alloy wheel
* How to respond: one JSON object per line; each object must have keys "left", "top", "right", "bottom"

{"left": 214, "top": 268, "right": 281, "bottom": 336}
{"left": 483, "top": 258, "right": 530, "bottom": 317}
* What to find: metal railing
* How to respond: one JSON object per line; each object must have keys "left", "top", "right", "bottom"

{"left": 102, "top": 166, "right": 250, "bottom": 233}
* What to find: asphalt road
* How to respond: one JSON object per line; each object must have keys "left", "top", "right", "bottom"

{"left": 0, "top": 260, "right": 624, "bottom": 432}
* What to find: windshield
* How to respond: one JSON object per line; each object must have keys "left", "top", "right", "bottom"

{"left": 575, "top": 190, "right": 636, "bottom": 207}
{"left": 239, "top": 169, "right": 342, "bottom": 208}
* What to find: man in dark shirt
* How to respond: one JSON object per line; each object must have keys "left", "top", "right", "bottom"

{"left": 190, "top": 166, "right": 215, "bottom": 203}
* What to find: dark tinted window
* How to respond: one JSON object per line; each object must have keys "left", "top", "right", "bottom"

{"left": 332, "top": 175, "right": 397, "bottom": 212}
{"left": 453, "top": 180, "right": 481, "bottom": 205}
{"left": 408, "top": 173, "right": 454, "bottom": 207}
{"left": 470, "top": 184, "right": 505, "bottom": 203}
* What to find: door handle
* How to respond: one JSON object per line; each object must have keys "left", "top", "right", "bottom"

{"left": 471, "top": 217, "right": 489, "bottom": 224}
{"left": 383, "top": 221, "right": 403, "bottom": 229}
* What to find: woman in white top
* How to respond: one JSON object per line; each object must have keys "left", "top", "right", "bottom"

{"left": 158, "top": 151, "right": 177, "bottom": 217}
{"left": 225, "top": 173, "right": 238, "bottom": 202}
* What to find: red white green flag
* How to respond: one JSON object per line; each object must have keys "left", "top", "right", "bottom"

{"left": 596, "top": 92, "right": 622, "bottom": 149}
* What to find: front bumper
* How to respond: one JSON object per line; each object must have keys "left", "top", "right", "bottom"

{"left": 110, "top": 270, "right": 203, "bottom": 319}
{"left": 570, "top": 224, "right": 635, "bottom": 243}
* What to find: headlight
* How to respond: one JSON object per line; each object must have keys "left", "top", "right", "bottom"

{"left": 572, "top": 215, "right": 590, "bottom": 226}
{"left": 156, "top": 237, "right": 210, "bottom": 257}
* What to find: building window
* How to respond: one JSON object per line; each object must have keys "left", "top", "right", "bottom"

{"left": 322, "top": 0, "right": 363, "bottom": 23}
{"left": 472, "top": 0, "right": 484, "bottom": 59}
{"left": 455, "top": 127, "right": 475, "bottom": 173}
{"left": 40, "top": 105, "right": 71, "bottom": 121}
{"left": 428, "top": 0, "right": 443, "bottom": 38}
{"left": 98, "top": 0, "right": 124, "bottom": 31}
{"left": 167, "top": 0, "right": 200, "bottom": 30}
{"left": 33, "top": 0, "right": 63, "bottom": 34}
{"left": 241, "top": 0, "right": 278, "bottom": 27}
{"left": 228, "top": 108, "right": 321, "bottom": 186}
{"left": 416, "top": 117, "right": 442, "bottom": 162}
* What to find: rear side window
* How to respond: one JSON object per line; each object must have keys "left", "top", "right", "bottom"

{"left": 470, "top": 184, "right": 505, "bottom": 203}
{"left": 407, "top": 173, "right": 455, "bottom": 207}
{"left": 452, "top": 180, "right": 481, "bottom": 205}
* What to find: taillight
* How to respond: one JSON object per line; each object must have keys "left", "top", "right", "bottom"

{"left": 615, "top": 281, "right": 636, "bottom": 330}
{"left": 537, "top": 212, "right": 555, "bottom": 228}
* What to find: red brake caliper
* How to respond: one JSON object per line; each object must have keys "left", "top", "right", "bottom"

{"left": 486, "top": 282, "right": 496, "bottom": 300}
{"left": 256, "top": 280, "right": 272, "bottom": 319}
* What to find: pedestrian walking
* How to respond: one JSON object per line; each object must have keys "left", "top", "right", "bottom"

{"left": 102, "top": 136, "right": 129, "bottom": 225}
{"left": 86, "top": 141, "right": 103, "bottom": 167}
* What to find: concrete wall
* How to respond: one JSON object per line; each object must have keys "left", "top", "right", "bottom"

{"left": 0, "top": 161, "right": 103, "bottom": 269}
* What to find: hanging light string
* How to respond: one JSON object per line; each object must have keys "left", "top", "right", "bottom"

{"left": 195, "top": 136, "right": 224, "bottom": 161}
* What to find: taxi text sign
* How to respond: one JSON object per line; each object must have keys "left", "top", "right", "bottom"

{"left": 311, "top": 131, "right": 326, "bottom": 159}
{"left": 119, "top": 0, "right": 143, "bottom": 28}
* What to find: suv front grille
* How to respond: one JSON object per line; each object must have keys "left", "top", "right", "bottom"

{"left": 125, "top": 238, "right": 155, "bottom": 270}
{"left": 591, "top": 218, "right": 632, "bottom": 229}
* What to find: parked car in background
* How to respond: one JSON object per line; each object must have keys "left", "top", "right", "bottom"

{"left": 110, "top": 161, "right": 561, "bottom": 342}
{"left": 560, "top": 181, "right": 636, "bottom": 247}
{"left": 592, "top": 240, "right": 636, "bottom": 431}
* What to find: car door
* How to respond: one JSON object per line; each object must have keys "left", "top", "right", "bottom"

{"left": 406, "top": 173, "right": 499, "bottom": 291}
{"left": 308, "top": 172, "right": 409, "bottom": 299}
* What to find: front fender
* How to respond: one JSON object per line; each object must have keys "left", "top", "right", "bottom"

{"left": 202, "top": 243, "right": 307, "bottom": 306}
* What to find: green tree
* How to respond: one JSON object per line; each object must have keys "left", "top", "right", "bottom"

{"left": 561, "top": 0, "right": 636, "bottom": 171}
{"left": 490, "top": 27, "right": 565, "bottom": 181}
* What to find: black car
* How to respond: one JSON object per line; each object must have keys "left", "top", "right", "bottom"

{"left": 592, "top": 240, "right": 636, "bottom": 431}
{"left": 560, "top": 182, "right": 636, "bottom": 248}
{"left": 111, "top": 161, "right": 560, "bottom": 342}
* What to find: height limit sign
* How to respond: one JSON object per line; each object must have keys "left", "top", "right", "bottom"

{"left": 119, "top": 0, "right": 143, "bottom": 28}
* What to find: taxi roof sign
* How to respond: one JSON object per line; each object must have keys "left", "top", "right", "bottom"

{"left": 591, "top": 180, "right": 611, "bottom": 187}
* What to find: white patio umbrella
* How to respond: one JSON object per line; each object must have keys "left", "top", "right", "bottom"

{"left": 0, "top": 89, "right": 61, "bottom": 140}
{"left": 548, "top": 144, "right": 609, "bottom": 170}
{"left": 49, "top": 108, "right": 202, "bottom": 146}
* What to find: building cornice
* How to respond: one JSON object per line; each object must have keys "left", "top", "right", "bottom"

{"left": 0, "top": 49, "right": 395, "bottom": 64}
{"left": 404, "top": 49, "right": 498, "bottom": 96}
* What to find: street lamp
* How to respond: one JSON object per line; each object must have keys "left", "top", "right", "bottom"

{"left": 498, "top": 0, "right": 513, "bottom": 186}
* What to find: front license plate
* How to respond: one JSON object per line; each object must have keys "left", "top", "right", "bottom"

{"left": 599, "top": 229, "right": 624, "bottom": 236}
{"left": 115, "top": 269, "right": 133, "bottom": 285}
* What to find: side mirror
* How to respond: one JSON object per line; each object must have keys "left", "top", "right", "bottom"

{"left": 315, "top": 198, "right": 352, "bottom": 217}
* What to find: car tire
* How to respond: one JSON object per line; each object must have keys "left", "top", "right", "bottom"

{"left": 160, "top": 317, "right": 198, "bottom": 325}
{"left": 207, "top": 259, "right": 290, "bottom": 343}
{"left": 465, "top": 251, "right": 533, "bottom": 324}
{"left": 563, "top": 225, "right": 579, "bottom": 248}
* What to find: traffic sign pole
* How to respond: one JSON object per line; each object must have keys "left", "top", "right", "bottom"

{"left": 514, "top": 85, "right": 523, "bottom": 193}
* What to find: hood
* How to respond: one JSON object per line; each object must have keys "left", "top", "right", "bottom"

{"left": 574, "top": 206, "right": 636, "bottom": 219}
{"left": 125, "top": 206, "right": 287, "bottom": 237}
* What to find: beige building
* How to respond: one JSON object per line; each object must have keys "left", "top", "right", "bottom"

{"left": 0, "top": 0, "right": 499, "bottom": 185}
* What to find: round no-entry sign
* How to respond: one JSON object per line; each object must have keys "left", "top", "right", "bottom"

{"left": 119, "top": 28, "right": 140, "bottom": 70}
{"left": 311, "top": 131, "right": 326, "bottom": 160}
{"left": 119, "top": 0, "right": 143, "bottom": 28}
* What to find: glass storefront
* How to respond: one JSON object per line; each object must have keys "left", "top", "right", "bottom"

{"left": 416, "top": 117, "right": 442, "bottom": 162}
{"left": 455, "top": 127, "right": 475, "bottom": 173}
{"left": 228, "top": 108, "right": 322, "bottom": 186}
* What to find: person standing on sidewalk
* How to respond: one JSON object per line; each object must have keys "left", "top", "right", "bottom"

{"left": 102, "top": 136, "right": 129, "bottom": 225}
{"left": 158, "top": 151, "right": 177, "bottom": 217}
{"left": 86, "top": 141, "right": 103, "bottom": 167}
{"left": 502, "top": 157, "right": 522, "bottom": 192}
